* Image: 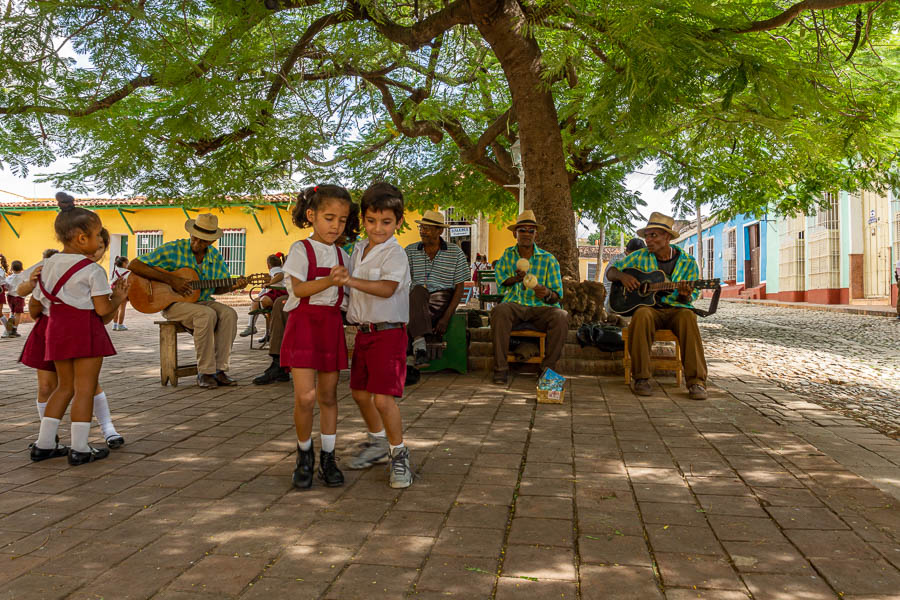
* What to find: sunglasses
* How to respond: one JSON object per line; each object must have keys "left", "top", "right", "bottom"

{"left": 517, "top": 227, "right": 537, "bottom": 234}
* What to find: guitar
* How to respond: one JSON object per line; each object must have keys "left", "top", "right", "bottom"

{"left": 609, "top": 268, "right": 720, "bottom": 316}
{"left": 129, "top": 267, "right": 269, "bottom": 314}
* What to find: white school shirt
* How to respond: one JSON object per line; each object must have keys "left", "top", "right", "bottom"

{"left": 110, "top": 266, "right": 130, "bottom": 284}
{"left": 0, "top": 267, "right": 6, "bottom": 292}
{"left": 267, "top": 266, "right": 286, "bottom": 289}
{"left": 33, "top": 253, "right": 111, "bottom": 311}
{"left": 5, "top": 272, "right": 26, "bottom": 297}
{"left": 346, "top": 236, "right": 411, "bottom": 325}
{"left": 282, "top": 239, "right": 351, "bottom": 313}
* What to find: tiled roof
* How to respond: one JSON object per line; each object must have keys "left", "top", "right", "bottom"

{"left": 0, "top": 194, "right": 295, "bottom": 210}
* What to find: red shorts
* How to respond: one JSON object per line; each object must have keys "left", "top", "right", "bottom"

{"left": 7, "top": 295, "right": 24, "bottom": 314}
{"left": 261, "top": 288, "right": 288, "bottom": 301}
{"left": 350, "top": 327, "right": 407, "bottom": 397}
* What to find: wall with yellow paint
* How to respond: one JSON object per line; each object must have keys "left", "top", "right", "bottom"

{"left": 1, "top": 204, "right": 518, "bottom": 275}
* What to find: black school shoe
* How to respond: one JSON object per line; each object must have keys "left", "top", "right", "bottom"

{"left": 292, "top": 443, "right": 315, "bottom": 489}
{"left": 253, "top": 364, "right": 290, "bottom": 385}
{"left": 318, "top": 450, "right": 344, "bottom": 487}
{"left": 30, "top": 443, "right": 69, "bottom": 462}
{"left": 68, "top": 445, "right": 110, "bottom": 466}
{"left": 105, "top": 434, "right": 125, "bottom": 449}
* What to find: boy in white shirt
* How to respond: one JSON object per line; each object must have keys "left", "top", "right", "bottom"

{"left": 3, "top": 261, "right": 26, "bottom": 337}
{"left": 345, "top": 182, "right": 414, "bottom": 488}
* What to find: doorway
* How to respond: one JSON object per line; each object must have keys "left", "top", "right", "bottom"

{"left": 109, "top": 234, "right": 128, "bottom": 274}
{"left": 861, "top": 191, "right": 891, "bottom": 298}
{"left": 744, "top": 223, "right": 760, "bottom": 288}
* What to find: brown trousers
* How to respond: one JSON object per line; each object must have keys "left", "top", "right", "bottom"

{"left": 491, "top": 302, "right": 568, "bottom": 372}
{"left": 629, "top": 306, "right": 707, "bottom": 385}
{"left": 408, "top": 286, "right": 454, "bottom": 340}
{"left": 268, "top": 295, "right": 289, "bottom": 358}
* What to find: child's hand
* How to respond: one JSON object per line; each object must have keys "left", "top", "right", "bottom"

{"left": 30, "top": 266, "right": 42, "bottom": 284}
{"left": 112, "top": 277, "right": 130, "bottom": 302}
{"left": 330, "top": 265, "right": 350, "bottom": 286}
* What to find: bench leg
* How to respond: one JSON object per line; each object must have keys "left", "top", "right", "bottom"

{"left": 159, "top": 325, "right": 177, "bottom": 387}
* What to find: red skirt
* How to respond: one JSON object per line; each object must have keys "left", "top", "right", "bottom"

{"left": 44, "top": 303, "right": 116, "bottom": 361}
{"left": 280, "top": 304, "right": 347, "bottom": 372}
{"left": 7, "top": 295, "right": 24, "bottom": 314}
{"left": 19, "top": 314, "right": 55, "bottom": 372}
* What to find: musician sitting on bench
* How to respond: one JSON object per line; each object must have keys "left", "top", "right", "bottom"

{"left": 128, "top": 213, "right": 247, "bottom": 389}
{"left": 491, "top": 210, "right": 567, "bottom": 386}
{"left": 606, "top": 212, "right": 708, "bottom": 400}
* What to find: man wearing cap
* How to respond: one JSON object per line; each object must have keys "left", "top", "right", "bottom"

{"left": 405, "top": 210, "right": 471, "bottom": 366}
{"left": 128, "top": 213, "right": 248, "bottom": 388}
{"left": 606, "top": 212, "right": 708, "bottom": 400}
{"left": 491, "top": 210, "right": 567, "bottom": 386}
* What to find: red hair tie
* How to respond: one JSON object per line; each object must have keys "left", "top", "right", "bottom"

{"left": 314, "top": 186, "right": 318, "bottom": 192}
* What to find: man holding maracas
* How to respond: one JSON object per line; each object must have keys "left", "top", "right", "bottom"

{"left": 490, "top": 211, "right": 568, "bottom": 386}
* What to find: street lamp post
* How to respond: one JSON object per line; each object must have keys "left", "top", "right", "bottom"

{"left": 503, "top": 139, "right": 525, "bottom": 213}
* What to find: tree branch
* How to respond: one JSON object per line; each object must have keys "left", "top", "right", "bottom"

{"left": 721, "top": 0, "right": 882, "bottom": 34}
{"left": 352, "top": 0, "right": 472, "bottom": 51}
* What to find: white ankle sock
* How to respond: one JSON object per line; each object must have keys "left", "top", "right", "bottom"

{"left": 371, "top": 429, "right": 386, "bottom": 438}
{"left": 37, "top": 417, "right": 61, "bottom": 449}
{"left": 70, "top": 421, "right": 91, "bottom": 453}
{"left": 389, "top": 442, "right": 405, "bottom": 453}
{"left": 412, "top": 337, "right": 426, "bottom": 353}
{"left": 321, "top": 434, "right": 336, "bottom": 453}
{"left": 92, "top": 392, "right": 118, "bottom": 438}
{"left": 298, "top": 438, "right": 312, "bottom": 451}
{"left": 36, "top": 400, "right": 47, "bottom": 420}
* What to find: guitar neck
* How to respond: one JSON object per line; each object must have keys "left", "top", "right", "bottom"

{"left": 648, "top": 279, "right": 713, "bottom": 292}
{"left": 190, "top": 277, "right": 237, "bottom": 290}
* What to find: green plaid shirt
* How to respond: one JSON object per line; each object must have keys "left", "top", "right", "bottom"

{"left": 495, "top": 244, "right": 563, "bottom": 308}
{"left": 140, "top": 239, "right": 230, "bottom": 302}
{"left": 613, "top": 246, "right": 700, "bottom": 308}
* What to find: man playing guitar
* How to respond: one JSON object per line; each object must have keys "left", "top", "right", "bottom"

{"left": 128, "top": 213, "right": 247, "bottom": 388}
{"left": 606, "top": 212, "right": 708, "bottom": 400}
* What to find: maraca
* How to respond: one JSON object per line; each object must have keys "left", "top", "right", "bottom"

{"left": 523, "top": 273, "right": 538, "bottom": 289}
{"left": 516, "top": 258, "right": 530, "bottom": 273}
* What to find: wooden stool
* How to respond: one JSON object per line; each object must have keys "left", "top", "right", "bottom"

{"left": 155, "top": 320, "right": 198, "bottom": 387}
{"left": 507, "top": 328, "right": 546, "bottom": 366}
{"left": 622, "top": 328, "right": 683, "bottom": 387}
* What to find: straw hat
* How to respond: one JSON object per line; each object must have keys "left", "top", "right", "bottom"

{"left": 507, "top": 210, "right": 545, "bottom": 233}
{"left": 415, "top": 209, "right": 450, "bottom": 228}
{"left": 636, "top": 212, "right": 679, "bottom": 239}
{"left": 184, "top": 213, "right": 224, "bottom": 241}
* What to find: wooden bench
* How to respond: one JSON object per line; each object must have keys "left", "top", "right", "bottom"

{"left": 155, "top": 320, "right": 198, "bottom": 387}
{"left": 622, "top": 328, "right": 683, "bottom": 387}
{"left": 507, "top": 327, "right": 546, "bottom": 366}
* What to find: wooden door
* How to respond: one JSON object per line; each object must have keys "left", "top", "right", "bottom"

{"left": 862, "top": 191, "right": 891, "bottom": 298}
{"left": 746, "top": 223, "right": 760, "bottom": 288}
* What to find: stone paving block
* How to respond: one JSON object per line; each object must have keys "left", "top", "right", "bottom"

{"left": 646, "top": 524, "right": 724, "bottom": 555}
{"left": 809, "top": 558, "right": 900, "bottom": 596}
{"left": 664, "top": 590, "right": 751, "bottom": 599}
{"left": 414, "top": 555, "right": 498, "bottom": 596}
{"left": 639, "top": 501, "right": 708, "bottom": 526}
{"left": 707, "top": 515, "right": 787, "bottom": 542}
{"left": 296, "top": 520, "right": 375, "bottom": 548}
{"left": 324, "top": 563, "right": 418, "bottom": 599}
{"left": 446, "top": 502, "right": 510, "bottom": 529}
{"left": 508, "top": 517, "right": 573, "bottom": 547}
{"left": 353, "top": 534, "right": 433, "bottom": 567}
{"left": 374, "top": 510, "right": 445, "bottom": 537}
{"left": 742, "top": 573, "right": 836, "bottom": 600}
{"left": 318, "top": 498, "right": 393, "bottom": 523}
{"left": 578, "top": 533, "right": 651, "bottom": 567}
{"left": 686, "top": 476, "right": 753, "bottom": 496}
{"left": 722, "top": 540, "right": 812, "bottom": 574}
{"left": 432, "top": 526, "right": 505, "bottom": 557}
{"left": 494, "top": 576, "right": 577, "bottom": 599}
{"left": 578, "top": 510, "right": 645, "bottom": 537}
{"left": 234, "top": 577, "right": 331, "bottom": 600}
{"left": 633, "top": 483, "right": 696, "bottom": 504}
{"left": 655, "top": 552, "right": 746, "bottom": 590}
{"left": 266, "top": 544, "right": 354, "bottom": 581}
{"left": 579, "top": 565, "right": 663, "bottom": 599}
{"left": 765, "top": 506, "right": 849, "bottom": 530}
{"left": 514, "top": 494, "right": 572, "bottom": 519}
{"left": 393, "top": 490, "right": 457, "bottom": 513}
{"left": 518, "top": 477, "right": 574, "bottom": 497}
{"left": 501, "top": 543, "right": 576, "bottom": 581}
{"left": 0, "top": 571, "right": 82, "bottom": 600}
{"left": 695, "top": 494, "right": 768, "bottom": 517}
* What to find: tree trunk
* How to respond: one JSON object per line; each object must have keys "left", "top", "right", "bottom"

{"left": 595, "top": 229, "right": 605, "bottom": 282}
{"left": 469, "top": 0, "right": 579, "bottom": 279}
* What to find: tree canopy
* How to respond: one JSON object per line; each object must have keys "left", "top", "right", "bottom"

{"left": 1, "top": 1, "right": 898, "bottom": 277}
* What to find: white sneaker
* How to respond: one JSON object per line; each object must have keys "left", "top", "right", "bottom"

{"left": 118, "top": 324, "right": 128, "bottom": 331}
{"left": 388, "top": 446, "right": 414, "bottom": 489}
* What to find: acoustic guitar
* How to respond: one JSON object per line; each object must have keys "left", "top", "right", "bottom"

{"left": 609, "top": 268, "right": 720, "bottom": 316}
{"left": 129, "top": 267, "right": 269, "bottom": 314}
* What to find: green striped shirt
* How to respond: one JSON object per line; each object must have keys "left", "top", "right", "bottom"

{"left": 139, "top": 239, "right": 231, "bottom": 302}
{"left": 495, "top": 244, "right": 563, "bottom": 308}
{"left": 405, "top": 239, "right": 470, "bottom": 292}
{"left": 613, "top": 246, "right": 700, "bottom": 309}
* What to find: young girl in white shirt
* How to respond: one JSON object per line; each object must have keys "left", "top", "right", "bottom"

{"left": 280, "top": 185, "right": 359, "bottom": 489}
{"left": 30, "top": 193, "right": 129, "bottom": 466}
{"left": 110, "top": 256, "right": 130, "bottom": 331}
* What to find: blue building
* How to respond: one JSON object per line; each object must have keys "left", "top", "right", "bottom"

{"left": 674, "top": 214, "right": 769, "bottom": 297}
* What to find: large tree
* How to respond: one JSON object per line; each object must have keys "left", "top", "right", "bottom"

{"left": 1, "top": 1, "right": 898, "bottom": 277}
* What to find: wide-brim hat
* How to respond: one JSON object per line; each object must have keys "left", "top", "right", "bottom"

{"left": 507, "top": 209, "right": 545, "bottom": 233}
{"left": 415, "top": 209, "right": 449, "bottom": 228}
{"left": 636, "top": 211, "right": 679, "bottom": 239}
{"left": 184, "top": 213, "right": 223, "bottom": 241}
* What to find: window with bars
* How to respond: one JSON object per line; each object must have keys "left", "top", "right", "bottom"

{"left": 687, "top": 244, "right": 695, "bottom": 257}
{"left": 703, "top": 236, "right": 715, "bottom": 279}
{"left": 724, "top": 228, "right": 737, "bottom": 282}
{"left": 808, "top": 199, "right": 840, "bottom": 290}
{"left": 218, "top": 229, "right": 246, "bottom": 276}
{"left": 892, "top": 196, "right": 900, "bottom": 274}
{"left": 135, "top": 231, "right": 163, "bottom": 256}
{"left": 779, "top": 216, "right": 806, "bottom": 292}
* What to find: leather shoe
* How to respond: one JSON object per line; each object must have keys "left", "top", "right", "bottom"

{"left": 68, "top": 445, "right": 110, "bottom": 466}
{"left": 105, "top": 434, "right": 125, "bottom": 449}
{"left": 30, "top": 443, "right": 69, "bottom": 462}
{"left": 293, "top": 443, "right": 315, "bottom": 490}
{"left": 492, "top": 370, "right": 509, "bottom": 385}
{"left": 632, "top": 378, "right": 653, "bottom": 396}
{"left": 197, "top": 373, "right": 218, "bottom": 388}
{"left": 253, "top": 366, "right": 290, "bottom": 385}
{"left": 688, "top": 384, "right": 708, "bottom": 400}
{"left": 214, "top": 371, "right": 237, "bottom": 386}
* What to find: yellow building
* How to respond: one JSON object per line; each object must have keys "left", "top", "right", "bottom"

{"left": 0, "top": 196, "right": 518, "bottom": 276}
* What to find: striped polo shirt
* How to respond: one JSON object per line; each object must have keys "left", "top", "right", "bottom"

{"left": 405, "top": 239, "right": 470, "bottom": 292}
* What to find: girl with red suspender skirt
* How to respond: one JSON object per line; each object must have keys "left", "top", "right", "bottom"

{"left": 30, "top": 193, "right": 129, "bottom": 466}
{"left": 280, "top": 185, "right": 358, "bottom": 490}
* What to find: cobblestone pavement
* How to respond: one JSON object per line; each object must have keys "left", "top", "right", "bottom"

{"left": 1, "top": 311, "right": 900, "bottom": 599}
{"left": 701, "top": 302, "right": 900, "bottom": 440}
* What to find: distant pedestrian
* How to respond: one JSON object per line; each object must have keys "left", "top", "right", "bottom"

{"left": 110, "top": 256, "right": 130, "bottom": 331}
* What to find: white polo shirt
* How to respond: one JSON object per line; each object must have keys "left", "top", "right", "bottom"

{"left": 33, "top": 253, "right": 111, "bottom": 311}
{"left": 347, "top": 237, "right": 410, "bottom": 325}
